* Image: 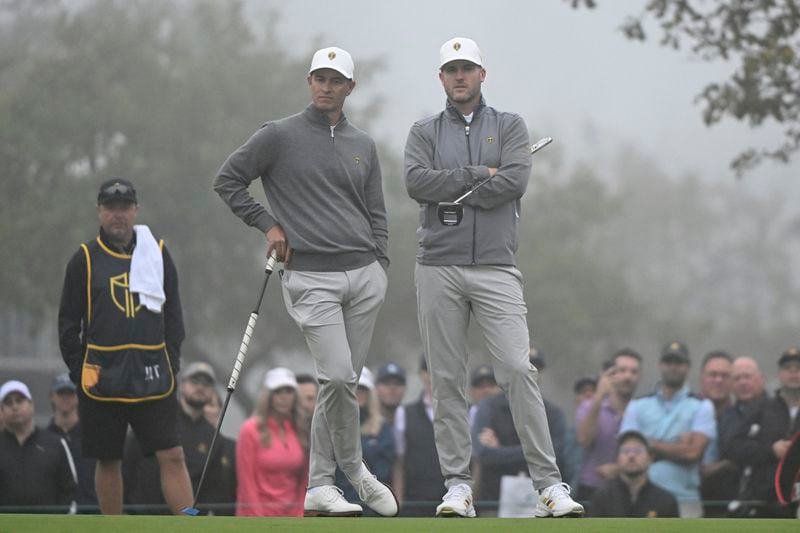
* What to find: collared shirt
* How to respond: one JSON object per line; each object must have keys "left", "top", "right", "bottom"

{"left": 576, "top": 396, "right": 623, "bottom": 488}
{"left": 619, "top": 384, "right": 716, "bottom": 502}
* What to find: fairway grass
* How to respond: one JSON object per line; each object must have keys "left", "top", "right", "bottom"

{"left": 0, "top": 515, "right": 798, "bottom": 533}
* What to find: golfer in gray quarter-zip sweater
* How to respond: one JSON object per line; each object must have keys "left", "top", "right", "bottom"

{"left": 213, "top": 47, "right": 397, "bottom": 518}
{"left": 213, "top": 103, "right": 388, "bottom": 272}
{"left": 403, "top": 37, "right": 584, "bottom": 519}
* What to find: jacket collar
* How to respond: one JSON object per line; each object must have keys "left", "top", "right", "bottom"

{"left": 444, "top": 94, "right": 486, "bottom": 122}
{"left": 302, "top": 103, "right": 348, "bottom": 130}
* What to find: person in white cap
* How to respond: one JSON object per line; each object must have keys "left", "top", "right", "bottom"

{"left": 403, "top": 37, "right": 584, "bottom": 518}
{"left": 235, "top": 367, "right": 308, "bottom": 516}
{"left": 214, "top": 46, "right": 395, "bottom": 517}
{"left": 0, "top": 380, "right": 77, "bottom": 511}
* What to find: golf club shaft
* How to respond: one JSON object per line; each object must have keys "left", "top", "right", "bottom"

{"left": 190, "top": 251, "right": 277, "bottom": 510}
{"left": 453, "top": 136, "right": 553, "bottom": 205}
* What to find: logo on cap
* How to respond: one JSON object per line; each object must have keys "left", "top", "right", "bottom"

{"left": 669, "top": 342, "right": 680, "bottom": 351}
{"left": 487, "top": 137, "right": 494, "bottom": 143}
{"left": 328, "top": 51, "right": 336, "bottom": 60}
{"left": 354, "top": 155, "right": 361, "bottom": 164}
{"left": 453, "top": 42, "right": 461, "bottom": 51}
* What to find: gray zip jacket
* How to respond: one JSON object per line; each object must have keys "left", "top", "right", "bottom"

{"left": 214, "top": 104, "right": 388, "bottom": 272}
{"left": 404, "top": 96, "right": 531, "bottom": 266}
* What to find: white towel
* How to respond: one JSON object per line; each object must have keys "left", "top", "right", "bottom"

{"left": 129, "top": 225, "right": 165, "bottom": 313}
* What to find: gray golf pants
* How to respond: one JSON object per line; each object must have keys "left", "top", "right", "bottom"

{"left": 415, "top": 264, "right": 561, "bottom": 491}
{"left": 282, "top": 261, "right": 387, "bottom": 487}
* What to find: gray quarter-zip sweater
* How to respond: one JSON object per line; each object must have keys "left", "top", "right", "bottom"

{"left": 214, "top": 104, "right": 389, "bottom": 272}
{"left": 404, "top": 97, "right": 531, "bottom": 266}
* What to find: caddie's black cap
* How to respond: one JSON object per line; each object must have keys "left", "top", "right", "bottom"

{"left": 778, "top": 347, "right": 800, "bottom": 367}
{"left": 98, "top": 178, "right": 137, "bottom": 205}
{"left": 660, "top": 341, "right": 690, "bottom": 363}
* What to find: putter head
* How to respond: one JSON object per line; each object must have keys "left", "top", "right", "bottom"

{"left": 181, "top": 506, "right": 200, "bottom": 516}
{"left": 437, "top": 202, "right": 463, "bottom": 226}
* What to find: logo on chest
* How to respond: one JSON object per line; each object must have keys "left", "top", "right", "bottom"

{"left": 110, "top": 272, "right": 141, "bottom": 318}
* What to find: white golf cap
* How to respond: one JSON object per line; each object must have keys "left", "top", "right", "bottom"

{"left": 1, "top": 380, "right": 33, "bottom": 402}
{"left": 264, "top": 367, "right": 298, "bottom": 391}
{"left": 440, "top": 37, "right": 483, "bottom": 68}
{"left": 309, "top": 46, "right": 354, "bottom": 80}
{"left": 358, "top": 367, "right": 375, "bottom": 391}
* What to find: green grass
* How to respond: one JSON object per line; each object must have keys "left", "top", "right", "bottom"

{"left": 0, "top": 516, "right": 798, "bottom": 533}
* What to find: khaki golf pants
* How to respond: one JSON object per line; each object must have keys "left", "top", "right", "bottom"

{"left": 415, "top": 263, "right": 561, "bottom": 491}
{"left": 282, "top": 261, "right": 387, "bottom": 487}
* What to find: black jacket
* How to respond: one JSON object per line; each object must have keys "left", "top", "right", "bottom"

{"left": 0, "top": 427, "right": 76, "bottom": 512}
{"left": 590, "top": 478, "right": 679, "bottom": 518}
{"left": 721, "top": 390, "right": 800, "bottom": 504}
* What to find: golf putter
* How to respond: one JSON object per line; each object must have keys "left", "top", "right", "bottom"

{"left": 437, "top": 137, "right": 553, "bottom": 226}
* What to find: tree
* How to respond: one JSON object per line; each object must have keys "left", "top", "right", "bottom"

{"left": 569, "top": 0, "right": 800, "bottom": 176}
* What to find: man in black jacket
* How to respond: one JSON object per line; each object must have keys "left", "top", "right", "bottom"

{"left": 0, "top": 380, "right": 76, "bottom": 513}
{"left": 58, "top": 179, "right": 192, "bottom": 515}
{"left": 589, "top": 430, "right": 678, "bottom": 517}
{"left": 723, "top": 348, "right": 800, "bottom": 517}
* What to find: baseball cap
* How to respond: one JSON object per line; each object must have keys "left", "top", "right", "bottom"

{"left": 470, "top": 365, "right": 496, "bottom": 387}
{"left": 97, "top": 178, "right": 137, "bottom": 205}
{"left": 181, "top": 361, "right": 217, "bottom": 383}
{"left": 376, "top": 362, "right": 406, "bottom": 385}
{"left": 617, "top": 429, "right": 651, "bottom": 454}
{"left": 358, "top": 367, "right": 375, "bottom": 391}
{"left": 661, "top": 341, "right": 690, "bottom": 362}
{"left": 264, "top": 367, "right": 298, "bottom": 391}
{"left": 778, "top": 347, "right": 800, "bottom": 367}
{"left": 309, "top": 46, "right": 354, "bottom": 80}
{"left": 1, "top": 380, "right": 33, "bottom": 403}
{"left": 51, "top": 372, "right": 77, "bottom": 393}
{"left": 439, "top": 37, "right": 483, "bottom": 69}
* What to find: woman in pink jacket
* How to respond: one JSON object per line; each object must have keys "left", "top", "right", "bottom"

{"left": 236, "top": 367, "right": 309, "bottom": 516}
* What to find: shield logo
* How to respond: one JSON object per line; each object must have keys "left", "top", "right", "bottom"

{"left": 110, "top": 272, "right": 141, "bottom": 318}
{"left": 328, "top": 51, "right": 336, "bottom": 60}
{"left": 453, "top": 42, "right": 461, "bottom": 51}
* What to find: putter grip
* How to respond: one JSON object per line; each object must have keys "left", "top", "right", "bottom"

{"left": 228, "top": 312, "right": 258, "bottom": 389}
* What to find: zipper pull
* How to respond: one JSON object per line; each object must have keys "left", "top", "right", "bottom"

{"left": 465, "top": 125, "right": 470, "bottom": 137}
{"left": 330, "top": 125, "right": 335, "bottom": 138}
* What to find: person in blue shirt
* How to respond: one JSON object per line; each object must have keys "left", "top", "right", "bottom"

{"left": 619, "top": 341, "right": 716, "bottom": 518}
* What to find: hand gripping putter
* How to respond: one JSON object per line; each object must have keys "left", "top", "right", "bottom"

{"left": 437, "top": 136, "right": 553, "bottom": 226}
{"left": 182, "top": 251, "right": 278, "bottom": 516}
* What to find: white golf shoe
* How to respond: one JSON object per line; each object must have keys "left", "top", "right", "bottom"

{"left": 303, "top": 485, "right": 363, "bottom": 517}
{"left": 435, "top": 483, "right": 476, "bottom": 518}
{"left": 349, "top": 466, "right": 399, "bottom": 517}
{"left": 537, "top": 482, "right": 584, "bottom": 517}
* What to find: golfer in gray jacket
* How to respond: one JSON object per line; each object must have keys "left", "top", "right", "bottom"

{"left": 404, "top": 37, "right": 583, "bottom": 518}
{"left": 214, "top": 46, "right": 397, "bottom": 518}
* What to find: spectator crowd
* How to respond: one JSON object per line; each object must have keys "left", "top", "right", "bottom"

{"left": 1, "top": 341, "right": 799, "bottom": 518}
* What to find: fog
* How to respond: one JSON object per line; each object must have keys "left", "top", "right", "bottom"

{"left": 1, "top": 1, "right": 798, "bottom": 430}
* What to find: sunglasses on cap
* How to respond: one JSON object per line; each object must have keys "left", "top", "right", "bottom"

{"left": 103, "top": 183, "right": 133, "bottom": 196}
